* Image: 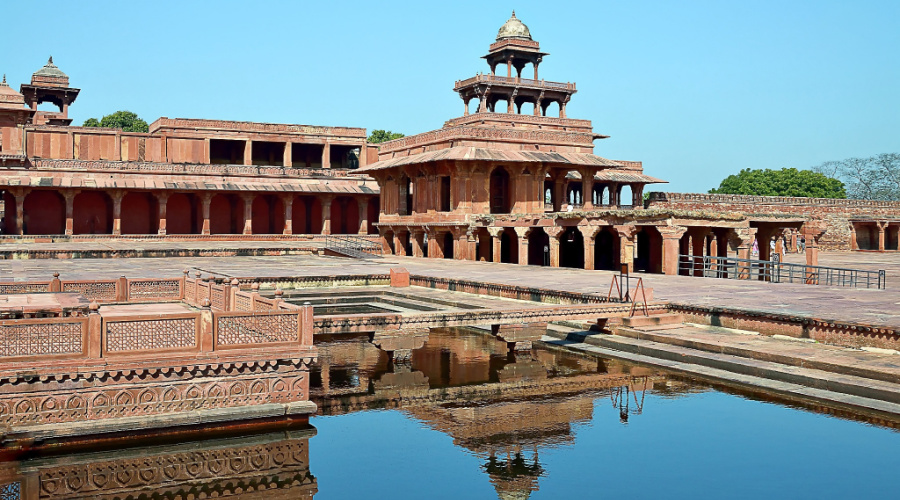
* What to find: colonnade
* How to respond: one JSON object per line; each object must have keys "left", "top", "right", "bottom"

{"left": 0, "top": 188, "right": 379, "bottom": 237}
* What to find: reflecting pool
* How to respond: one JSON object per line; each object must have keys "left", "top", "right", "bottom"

{"left": 2, "top": 327, "right": 898, "bottom": 499}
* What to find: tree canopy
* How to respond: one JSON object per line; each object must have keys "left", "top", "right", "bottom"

{"left": 82, "top": 110, "right": 149, "bottom": 133}
{"left": 813, "top": 153, "right": 900, "bottom": 201}
{"left": 367, "top": 129, "right": 404, "bottom": 143}
{"left": 708, "top": 168, "right": 846, "bottom": 198}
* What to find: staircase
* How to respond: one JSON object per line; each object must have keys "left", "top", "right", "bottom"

{"left": 324, "top": 235, "right": 383, "bottom": 259}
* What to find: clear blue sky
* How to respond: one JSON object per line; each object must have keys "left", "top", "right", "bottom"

{"left": 2, "top": 0, "right": 897, "bottom": 193}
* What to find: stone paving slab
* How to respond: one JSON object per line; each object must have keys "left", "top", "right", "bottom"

{"left": 1, "top": 250, "right": 899, "bottom": 329}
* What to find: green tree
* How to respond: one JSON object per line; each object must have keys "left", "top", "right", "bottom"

{"left": 82, "top": 110, "right": 149, "bottom": 133}
{"left": 367, "top": 129, "right": 404, "bottom": 143}
{"left": 709, "top": 168, "right": 846, "bottom": 198}
{"left": 813, "top": 153, "right": 900, "bottom": 200}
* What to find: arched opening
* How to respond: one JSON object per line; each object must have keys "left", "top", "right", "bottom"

{"left": 490, "top": 167, "right": 511, "bottom": 214}
{"left": 166, "top": 193, "right": 195, "bottom": 234}
{"left": 678, "top": 233, "right": 691, "bottom": 276}
{"left": 121, "top": 192, "right": 157, "bottom": 235}
{"left": 620, "top": 185, "right": 634, "bottom": 208}
{"left": 467, "top": 97, "right": 482, "bottom": 114}
{"left": 518, "top": 101, "right": 536, "bottom": 115}
{"left": 566, "top": 179, "right": 583, "bottom": 208}
{"left": 493, "top": 98, "right": 510, "bottom": 113}
{"left": 330, "top": 196, "right": 360, "bottom": 235}
{"left": 2, "top": 191, "right": 17, "bottom": 235}
{"left": 73, "top": 191, "right": 112, "bottom": 234}
{"left": 209, "top": 194, "right": 243, "bottom": 234}
{"left": 527, "top": 228, "right": 550, "bottom": 266}
{"left": 23, "top": 191, "right": 64, "bottom": 235}
{"left": 543, "top": 101, "right": 560, "bottom": 117}
{"left": 500, "top": 228, "right": 518, "bottom": 264}
{"left": 441, "top": 232, "right": 454, "bottom": 259}
{"left": 854, "top": 223, "right": 878, "bottom": 250}
{"left": 294, "top": 196, "right": 322, "bottom": 234}
{"left": 252, "top": 195, "right": 285, "bottom": 234}
{"left": 635, "top": 226, "right": 663, "bottom": 273}
{"left": 36, "top": 100, "right": 63, "bottom": 113}
{"left": 559, "top": 227, "right": 584, "bottom": 269}
{"left": 367, "top": 198, "right": 379, "bottom": 234}
{"left": 475, "top": 227, "right": 492, "bottom": 262}
{"left": 594, "top": 227, "right": 618, "bottom": 271}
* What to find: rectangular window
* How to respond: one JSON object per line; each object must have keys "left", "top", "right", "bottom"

{"left": 440, "top": 176, "right": 451, "bottom": 212}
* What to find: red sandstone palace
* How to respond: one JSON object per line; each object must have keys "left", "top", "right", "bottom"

{"left": 1, "top": 14, "right": 898, "bottom": 270}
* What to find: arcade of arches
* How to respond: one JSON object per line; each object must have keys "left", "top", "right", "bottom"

{"left": 0, "top": 189, "right": 379, "bottom": 236}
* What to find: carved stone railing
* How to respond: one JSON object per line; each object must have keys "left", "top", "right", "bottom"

{"left": 453, "top": 74, "right": 576, "bottom": 92}
{"left": 28, "top": 159, "right": 357, "bottom": 179}
{"left": 104, "top": 313, "right": 200, "bottom": 354}
{"left": 648, "top": 192, "right": 900, "bottom": 209}
{"left": 444, "top": 113, "right": 592, "bottom": 129}
{"left": 0, "top": 317, "right": 88, "bottom": 361}
{"left": 215, "top": 311, "right": 302, "bottom": 348}
{"left": 377, "top": 125, "right": 595, "bottom": 153}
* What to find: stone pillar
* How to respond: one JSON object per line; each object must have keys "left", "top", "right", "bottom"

{"left": 802, "top": 221, "right": 827, "bottom": 273}
{"left": 111, "top": 190, "right": 124, "bottom": 235}
{"left": 241, "top": 194, "right": 254, "bottom": 235}
{"left": 581, "top": 169, "right": 594, "bottom": 210}
{"left": 849, "top": 223, "right": 858, "bottom": 251}
{"left": 553, "top": 178, "right": 565, "bottom": 212}
{"left": 322, "top": 143, "right": 331, "bottom": 169}
{"left": 200, "top": 193, "right": 212, "bottom": 235}
{"left": 877, "top": 221, "right": 887, "bottom": 251}
{"left": 789, "top": 229, "right": 798, "bottom": 253}
{"left": 609, "top": 183, "right": 620, "bottom": 207}
{"left": 514, "top": 227, "right": 530, "bottom": 266}
{"left": 243, "top": 140, "right": 252, "bottom": 166}
{"left": 489, "top": 227, "right": 504, "bottom": 263}
{"left": 63, "top": 190, "right": 77, "bottom": 236}
{"left": 658, "top": 226, "right": 687, "bottom": 275}
{"left": 615, "top": 225, "right": 638, "bottom": 274}
{"left": 320, "top": 195, "right": 333, "bottom": 235}
{"left": 358, "top": 198, "right": 369, "bottom": 235}
{"left": 547, "top": 227, "right": 563, "bottom": 268}
{"left": 632, "top": 184, "right": 644, "bottom": 208}
{"left": 583, "top": 226, "right": 597, "bottom": 270}
{"left": 283, "top": 142, "right": 292, "bottom": 167}
{"left": 427, "top": 230, "right": 442, "bottom": 258}
{"left": 393, "top": 231, "right": 406, "bottom": 256}
{"left": 282, "top": 196, "right": 294, "bottom": 235}
{"left": 156, "top": 192, "right": 168, "bottom": 235}
{"left": 13, "top": 189, "right": 28, "bottom": 235}
{"left": 411, "top": 229, "right": 425, "bottom": 257}
{"left": 730, "top": 227, "right": 756, "bottom": 280}
{"left": 690, "top": 228, "right": 709, "bottom": 277}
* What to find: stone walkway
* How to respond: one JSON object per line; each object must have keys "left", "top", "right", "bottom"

{"left": 1, "top": 249, "right": 898, "bottom": 329}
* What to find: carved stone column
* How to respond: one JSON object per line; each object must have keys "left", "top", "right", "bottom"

{"left": 582, "top": 226, "right": 598, "bottom": 270}
{"left": 282, "top": 195, "right": 294, "bottom": 235}
{"left": 156, "top": 192, "right": 169, "bottom": 235}
{"left": 63, "top": 190, "right": 78, "bottom": 236}
{"left": 320, "top": 195, "right": 333, "bottom": 235}
{"left": 411, "top": 229, "right": 425, "bottom": 258}
{"left": 546, "top": 227, "right": 563, "bottom": 268}
{"left": 614, "top": 225, "right": 638, "bottom": 274}
{"left": 243, "top": 140, "right": 253, "bottom": 166}
{"left": 877, "top": 220, "right": 888, "bottom": 252}
{"left": 241, "top": 194, "right": 254, "bottom": 235}
{"left": 488, "top": 227, "right": 504, "bottom": 263}
{"left": 657, "top": 226, "right": 688, "bottom": 275}
{"left": 581, "top": 169, "right": 595, "bottom": 210}
{"left": 110, "top": 190, "right": 124, "bottom": 235}
{"left": 358, "top": 197, "right": 369, "bottom": 235}
{"left": 393, "top": 231, "right": 406, "bottom": 256}
{"left": 12, "top": 188, "right": 29, "bottom": 235}
{"left": 802, "top": 221, "right": 827, "bottom": 283}
{"left": 322, "top": 142, "right": 331, "bottom": 169}
{"left": 514, "top": 227, "right": 530, "bottom": 266}
{"left": 200, "top": 193, "right": 212, "bottom": 235}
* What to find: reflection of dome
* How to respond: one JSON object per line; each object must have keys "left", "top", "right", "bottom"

{"left": 496, "top": 11, "right": 532, "bottom": 41}
{"left": 33, "top": 56, "right": 68, "bottom": 79}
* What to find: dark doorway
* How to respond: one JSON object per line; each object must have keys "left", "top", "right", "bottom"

{"left": 490, "top": 167, "right": 511, "bottom": 214}
{"left": 559, "top": 227, "right": 584, "bottom": 268}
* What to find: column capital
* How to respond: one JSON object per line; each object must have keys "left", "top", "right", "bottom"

{"left": 513, "top": 226, "right": 531, "bottom": 238}
{"left": 801, "top": 220, "right": 827, "bottom": 240}
{"left": 657, "top": 225, "right": 688, "bottom": 240}
{"left": 613, "top": 224, "right": 638, "bottom": 240}
{"left": 487, "top": 226, "right": 505, "bottom": 238}
{"left": 154, "top": 191, "right": 169, "bottom": 203}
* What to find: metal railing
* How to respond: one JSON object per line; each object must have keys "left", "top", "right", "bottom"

{"left": 677, "top": 254, "right": 886, "bottom": 289}
{"left": 325, "top": 235, "right": 382, "bottom": 259}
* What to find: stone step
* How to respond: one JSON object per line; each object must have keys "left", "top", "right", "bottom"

{"left": 540, "top": 335, "right": 900, "bottom": 421}
{"left": 621, "top": 313, "right": 684, "bottom": 328}
{"left": 542, "top": 326, "right": 900, "bottom": 406}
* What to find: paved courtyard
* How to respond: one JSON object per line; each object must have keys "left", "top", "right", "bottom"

{"left": 0, "top": 246, "right": 898, "bottom": 328}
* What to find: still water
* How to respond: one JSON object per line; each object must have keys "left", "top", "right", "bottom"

{"left": 3, "top": 328, "right": 898, "bottom": 499}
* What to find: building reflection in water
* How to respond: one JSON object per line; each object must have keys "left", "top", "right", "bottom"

{"left": 0, "top": 428, "right": 317, "bottom": 499}
{"left": 311, "top": 327, "right": 697, "bottom": 498}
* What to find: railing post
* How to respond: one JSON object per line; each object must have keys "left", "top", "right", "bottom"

{"left": 181, "top": 269, "right": 189, "bottom": 300}
{"left": 87, "top": 301, "right": 102, "bottom": 358}
{"left": 300, "top": 302, "right": 314, "bottom": 346}
{"left": 199, "top": 299, "right": 214, "bottom": 352}
{"left": 50, "top": 272, "right": 61, "bottom": 292}
{"left": 230, "top": 278, "right": 240, "bottom": 311}
{"left": 250, "top": 282, "right": 260, "bottom": 311}
{"left": 116, "top": 275, "right": 128, "bottom": 302}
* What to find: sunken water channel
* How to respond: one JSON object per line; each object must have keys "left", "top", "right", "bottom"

{"left": 2, "top": 328, "right": 898, "bottom": 499}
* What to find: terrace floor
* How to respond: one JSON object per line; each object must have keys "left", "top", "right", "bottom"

{"left": 0, "top": 250, "right": 898, "bottom": 329}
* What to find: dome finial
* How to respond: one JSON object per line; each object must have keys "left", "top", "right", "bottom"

{"left": 1, "top": 74, "right": 6, "bottom": 85}
{"left": 511, "top": 10, "right": 516, "bottom": 18}
{"left": 48, "top": 56, "right": 53, "bottom": 65}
